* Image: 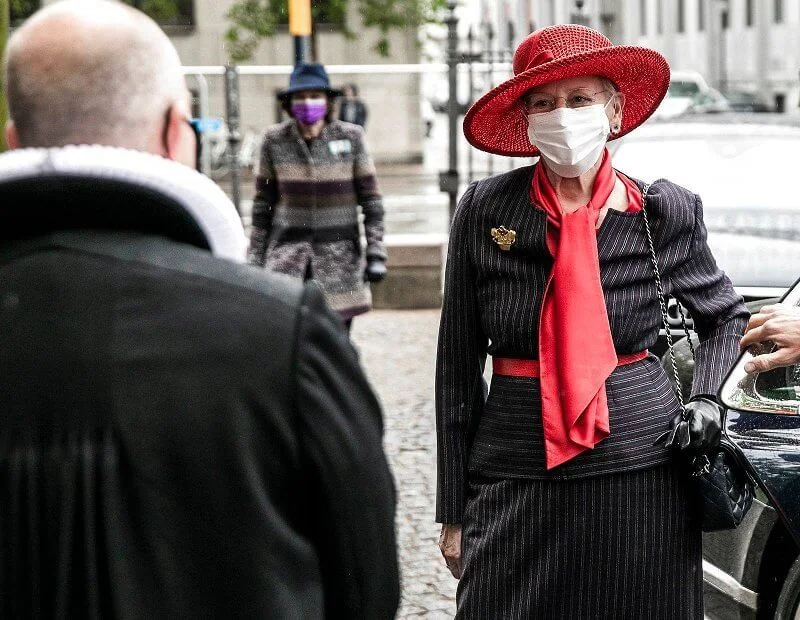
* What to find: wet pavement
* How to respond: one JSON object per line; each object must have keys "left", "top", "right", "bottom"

{"left": 220, "top": 117, "right": 506, "bottom": 618}
{"left": 350, "top": 309, "right": 458, "bottom": 619}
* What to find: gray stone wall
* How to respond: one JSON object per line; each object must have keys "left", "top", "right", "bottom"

{"left": 37, "top": 0, "right": 426, "bottom": 162}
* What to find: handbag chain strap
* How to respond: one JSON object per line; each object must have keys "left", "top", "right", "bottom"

{"left": 639, "top": 184, "right": 692, "bottom": 422}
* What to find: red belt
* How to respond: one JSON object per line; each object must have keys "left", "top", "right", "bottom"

{"left": 493, "top": 351, "right": 648, "bottom": 378}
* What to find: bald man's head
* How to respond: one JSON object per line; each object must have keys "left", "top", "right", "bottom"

{"left": 4, "top": 0, "right": 189, "bottom": 152}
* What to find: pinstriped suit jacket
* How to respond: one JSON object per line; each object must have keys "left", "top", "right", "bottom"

{"left": 435, "top": 164, "right": 749, "bottom": 524}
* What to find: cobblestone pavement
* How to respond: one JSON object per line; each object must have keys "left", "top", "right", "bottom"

{"left": 351, "top": 309, "right": 457, "bottom": 619}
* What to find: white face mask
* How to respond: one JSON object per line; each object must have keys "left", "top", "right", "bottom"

{"left": 527, "top": 102, "right": 612, "bottom": 178}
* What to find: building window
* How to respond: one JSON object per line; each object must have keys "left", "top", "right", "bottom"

{"left": 698, "top": 0, "right": 705, "bottom": 31}
{"left": 640, "top": 0, "right": 647, "bottom": 35}
{"left": 746, "top": 0, "right": 754, "bottom": 26}
{"left": 121, "top": 0, "right": 195, "bottom": 27}
{"left": 10, "top": 0, "right": 40, "bottom": 25}
{"left": 677, "top": 0, "right": 685, "bottom": 33}
{"left": 722, "top": 8, "right": 729, "bottom": 30}
{"left": 775, "top": 0, "right": 784, "bottom": 23}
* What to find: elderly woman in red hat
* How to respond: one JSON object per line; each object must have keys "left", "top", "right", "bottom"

{"left": 435, "top": 25, "right": 748, "bottom": 618}
{"left": 248, "top": 62, "right": 387, "bottom": 331}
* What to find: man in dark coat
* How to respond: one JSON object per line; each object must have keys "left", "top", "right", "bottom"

{"left": 338, "top": 83, "right": 369, "bottom": 128}
{"left": 0, "top": 2, "right": 399, "bottom": 618}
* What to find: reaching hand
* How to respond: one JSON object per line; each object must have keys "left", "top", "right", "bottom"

{"left": 364, "top": 259, "right": 387, "bottom": 283}
{"left": 740, "top": 304, "right": 800, "bottom": 374}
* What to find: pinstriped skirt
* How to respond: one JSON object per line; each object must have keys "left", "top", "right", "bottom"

{"left": 456, "top": 465, "right": 703, "bottom": 619}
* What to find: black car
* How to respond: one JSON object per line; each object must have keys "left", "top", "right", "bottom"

{"left": 725, "top": 91, "right": 775, "bottom": 114}
{"left": 610, "top": 115, "right": 800, "bottom": 617}
{"left": 703, "top": 277, "right": 800, "bottom": 619}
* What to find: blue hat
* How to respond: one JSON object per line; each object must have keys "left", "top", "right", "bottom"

{"left": 278, "top": 62, "right": 342, "bottom": 99}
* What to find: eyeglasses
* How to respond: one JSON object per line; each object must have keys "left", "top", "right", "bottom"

{"left": 186, "top": 118, "right": 203, "bottom": 172}
{"left": 162, "top": 106, "right": 204, "bottom": 172}
{"left": 522, "top": 89, "right": 612, "bottom": 114}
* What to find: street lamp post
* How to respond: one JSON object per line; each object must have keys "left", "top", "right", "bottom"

{"left": 439, "top": 1, "right": 460, "bottom": 224}
{"left": 224, "top": 64, "right": 242, "bottom": 215}
{"left": 289, "top": 0, "right": 312, "bottom": 64}
{"left": 719, "top": 1, "right": 729, "bottom": 93}
{"left": 485, "top": 21, "right": 494, "bottom": 176}
{"left": 467, "top": 25, "right": 474, "bottom": 184}
{"left": 709, "top": 0, "right": 730, "bottom": 93}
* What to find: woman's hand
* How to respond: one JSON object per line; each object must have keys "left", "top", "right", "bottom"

{"left": 438, "top": 523, "right": 463, "bottom": 580}
{"left": 655, "top": 396, "right": 722, "bottom": 452}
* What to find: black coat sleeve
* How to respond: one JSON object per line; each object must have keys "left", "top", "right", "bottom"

{"left": 669, "top": 193, "right": 749, "bottom": 397}
{"left": 435, "top": 182, "right": 488, "bottom": 524}
{"left": 293, "top": 283, "right": 399, "bottom": 619}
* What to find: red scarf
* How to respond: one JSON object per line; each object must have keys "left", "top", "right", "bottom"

{"left": 530, "top": 149, "right": 642, "bottom": 469}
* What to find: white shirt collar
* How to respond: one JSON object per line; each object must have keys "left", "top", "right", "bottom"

{"left": 0, "top": 145, "right": 247, "bottom": 262}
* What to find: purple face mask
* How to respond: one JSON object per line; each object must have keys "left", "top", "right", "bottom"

{"left": 291, "top": 100, "right": 327, "bottom": 125}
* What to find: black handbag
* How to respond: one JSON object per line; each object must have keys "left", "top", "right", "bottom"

{"left": 640, "top": 184, "right": 755, "bottom": 532}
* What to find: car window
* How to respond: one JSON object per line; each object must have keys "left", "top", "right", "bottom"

{"left": 668, "top": 81, "right": 701, "bottom": 97}
{"left": 612, "top": 129, "right": 800, "bottom": 289}
{"left": 754, "top": 365, "right": 800, "bottom": 402}
{"left": 720, "top": 281, "right": 800, "bottom": 415}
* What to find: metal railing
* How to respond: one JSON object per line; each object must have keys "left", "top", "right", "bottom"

{"left": 183, "top": 52, "right": 520, "bottom": 217}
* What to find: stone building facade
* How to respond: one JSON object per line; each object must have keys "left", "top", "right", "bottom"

{"left": 36, "top": 0, "right": 427, "bottom": 162}
{"left": 461, "top": 0, "right": 800, "bottom": 113}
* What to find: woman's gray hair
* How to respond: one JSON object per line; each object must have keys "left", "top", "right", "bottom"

{"left": 600, "top": 77, "right": 620, "bottom": 100}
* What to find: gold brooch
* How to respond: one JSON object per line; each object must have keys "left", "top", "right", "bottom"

{"left": 490, "top": 226, "right": 516, "bottom": 251}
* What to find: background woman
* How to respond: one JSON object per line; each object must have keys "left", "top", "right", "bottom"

{"left": 248, "top": 62, "right": 387, "bottom": 330}
{"left": 436, "top": 25, "right": 748, "bottom": 618}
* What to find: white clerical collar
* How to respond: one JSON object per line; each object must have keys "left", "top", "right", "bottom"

{"left": 0, "top": 145, "right": 247, "bottom": 262}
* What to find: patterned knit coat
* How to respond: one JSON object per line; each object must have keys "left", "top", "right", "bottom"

{"left": 247, "top": 120, "right": 387, "bottom": 319}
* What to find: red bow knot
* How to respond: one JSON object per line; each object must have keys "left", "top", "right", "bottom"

{"left": 525, "top": 49, "right": 555, "bottom": 72}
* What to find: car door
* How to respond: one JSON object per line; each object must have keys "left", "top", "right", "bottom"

{"left": 720, "top": 278, "right": 800, "bottom": 546}
{"left": 716, "top": 279, "right": 800, "bottom": 618}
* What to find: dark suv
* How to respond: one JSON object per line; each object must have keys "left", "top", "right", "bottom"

{"left": 706, "top": 277, "right": 800, "bottom": 619}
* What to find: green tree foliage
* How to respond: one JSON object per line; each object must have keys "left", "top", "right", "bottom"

{"left": 122, "top": 0, "right": 179, "bottom": 22}
{"left": 9, "top": 0, "right": 194, "bottom": 26}
{"left": 121, "top": 0, "right": 194, "bottom": 26}
{"left": 9, "top": 0, "right": 37, "bottom": 23}
{"left": 226, "top": 0, "right": 446, "bottom": 63}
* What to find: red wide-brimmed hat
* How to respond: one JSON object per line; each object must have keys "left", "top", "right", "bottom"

{"left": 464, "top": 24, "right": 670, "bottom": 156}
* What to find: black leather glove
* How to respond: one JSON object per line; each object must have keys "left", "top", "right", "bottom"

{"left": 364, "top": 259, "right": 387, "bottom": 283}
{"left": 655, "top": 396, "right": 722, "bottom": 452}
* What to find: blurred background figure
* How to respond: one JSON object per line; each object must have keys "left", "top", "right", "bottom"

{"left": 248, "top": 63, "right": 388, "bottom": 332}
{"left": 421, "top": 97, "right": 435, "bottom": 138}
{"left": 338, "top": 82, "right": 368, "bottom": 129}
